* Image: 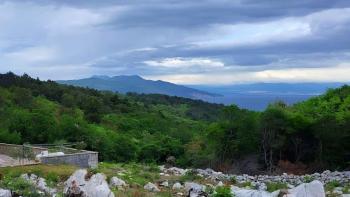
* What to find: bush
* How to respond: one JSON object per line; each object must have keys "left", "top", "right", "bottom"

{"left": 266, "top": 182, "right": 288, "bottom": 192}
{"left": 214, "top": 186, "right": 233, "bottom": 197}
{"left": 237, "top": 181, "right": 252, "bottom": 188}
{"left": 325, "top": 180, "right": 341, "bottom": 191}
{"left": 303, "top": 175, "right": 314, "bottom": 183}
{"left": 230, "top": 176, "right": 237, "bottom": 184}
{"left": 0, "top": 176, "right": 42, "bottom": 197}
{"left": 179, "top": 170, "right": 202, "bottom": 182}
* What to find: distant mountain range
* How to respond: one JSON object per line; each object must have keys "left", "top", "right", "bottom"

{"left": 57, "top": 75, "right": 220, "bottom": 100}
{"left": 58, "top": 76, "right": 349, "bottom": 110}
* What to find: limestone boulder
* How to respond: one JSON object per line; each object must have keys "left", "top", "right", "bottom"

{"left": 231, "top": 186, "right": 280, "bottom": 197}
{"left": 144, "top": 182, "right": 160, "bottom": 192}
{"left": 283, "top": 180, "right": 325, "bottom": 197}
{"left": 110, "top": 176, "right": 127, "bottom": 188}
{"left": 0, "top": 189, "right": 11, "bottom": 197}
{"left": 64, "top": 169, "right": 114, "bottom": 197}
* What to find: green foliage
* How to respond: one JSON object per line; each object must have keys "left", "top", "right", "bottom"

{"left": 325, "top": 180, "right": 341, "bottom": 191}
{"left": 0, "top": 175, "right": 42, "bottom": 197}
{"left": 303, "top": 175, "right": 314, "bottom": 183}
{"left": 342, "top": 184, "right": 350, "bottom": 194}
{"left": 179, "top": 170, "right": 202, "bottom": 182}
{"left": 1, "top": 73, "right": 350, "bottom": 171}
{"left": 237, "top": 181, "right": 252, "bottom": 188}
{"left": 214, "top": 186, "right": 233, "bottom": 197}
{"left": 266, "top": 182, "right": 288, "bottom": 192}
{"left": 230, "top": 176, "right": 237, "bottom": 184}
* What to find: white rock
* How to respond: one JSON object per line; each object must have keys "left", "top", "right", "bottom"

{"left": 231, "top": 186, "right": 280, "bottom": 197}
{"left": 166, "top": 167, "right": 187, "bottom": 176}
{"left": 0, "top": 189, "right": 11, "bottom": 197}
{"left": 110, "top": 177, "right": 127, "bottom": 188}
{"left": 177, "top": 192, "right": 184, "bottom": 196}
{"left": 160, "top": 181, "right": 169, "bottom": 187}
{"left": 173, "top": 182, "right": 183, "bottom": 190}
{"left": 184, "top": 182, "right": 206, "bottom": 197}
{"left": 216, "top": 181, "right": 224, "bottom": 187}
{"left": 144, "top": 182, "right": 160, "bottom": 192}
{"left": 64, "top": 170, "right": 114, "bottom": 197}
{"left": 258, "top": 183, "right": 267, "bottom": 191}
{"left": 284, "top": 180, "right": 325, "bottom": 197}
{"left": 20, "top": 173, "right": 56, "bottom": 195}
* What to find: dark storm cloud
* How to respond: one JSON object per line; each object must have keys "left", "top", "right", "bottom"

{"left": 0, "top": 0, "right": 350, "bottom": 83}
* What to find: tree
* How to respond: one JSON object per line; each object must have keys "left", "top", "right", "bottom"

{"left": 260, "top": 104, "right": 289, "bottom": 172}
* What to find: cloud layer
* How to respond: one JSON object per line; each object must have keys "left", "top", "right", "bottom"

{"left": 0, "top": 0, "right": 349, "bottom": 84}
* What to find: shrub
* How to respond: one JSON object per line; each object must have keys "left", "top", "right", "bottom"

{"left": 325, "top": 180, "right": 341, "bottom": 191}
{"left": 303, "top": 175, "right": 314, "bottom": 183}
{"left": 266, "top": 182, "right": 288, "bottom": 192}
{"left": 45, "top": 172, "right": 60, "bottom": 186}
{"left": 237, "top": 181, "right": 252, "bottom": 188}
{"left": 214, "top": 186, "right": 233, "bottom": 197}
{"left": 179, "top": 170, "right": 202, "bottom": 182}
{"left": 342, "top": 184, "right": 350, "bottom": 194}
{"left": 230, "top": 176, "right": 237, "bottom": 184}
{"left": 0, "top": 176, "right": 42, "bottom": 197}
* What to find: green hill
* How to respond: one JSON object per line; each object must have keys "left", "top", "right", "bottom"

{"left": 0, "top": 72, "right": 349, "bottom": 171}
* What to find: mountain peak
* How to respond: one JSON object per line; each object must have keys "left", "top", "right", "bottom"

{"left": 91, "top": 75, "right": 111, "bottom": 80}
{"left": 58, "top": 75, "right": 219, "bottom": 99}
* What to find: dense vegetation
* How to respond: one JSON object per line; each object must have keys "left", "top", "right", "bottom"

{"left": 0, "top": 72, "right": 349, "bottom": 172}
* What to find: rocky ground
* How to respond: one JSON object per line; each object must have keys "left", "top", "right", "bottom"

{"left": 0, "top": 163, "right": 349, "bottom": 197}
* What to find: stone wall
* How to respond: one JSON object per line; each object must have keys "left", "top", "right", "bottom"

{"left": 40, "top": 151, "right": 98, "bottom": 168}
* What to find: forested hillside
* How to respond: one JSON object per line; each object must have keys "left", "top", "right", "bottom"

{"left": 0, "top": 72, "right": 349, "bottom": 173}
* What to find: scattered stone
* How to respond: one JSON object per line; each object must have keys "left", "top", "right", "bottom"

{"left": 110, "top": 176, "right": 127, "bottom": 188}
{"left": 160, "top": 181, "right": 169, "bottom": 187}
{"left": 231, "top": 186, "right": 280, "bottom": 197}
{"left": 216, "top": 181, "right": 224, "bottom": 187}
{"left": 144, "top": 182, "right": 160, "bottom": 192}
{"left": 184, "top": 182, "right": 206, "bottom": 197}
{"left": 172, "top": 182, "right": 183, "bottom": 190}
{"left": 176, "top": 192, "right": 184, "bottom": 196}
{"left": 20, "top": 173, "right": 57, "bottom": 195}
{"left": 165, "top": 167, "right": 187, "bottom": 176}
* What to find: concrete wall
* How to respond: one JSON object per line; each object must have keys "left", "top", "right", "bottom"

{"left": 0, "top": 143, "right": 98, "bottom": 168}
{"left": 0, "top": 143, "right": 47, "bottom": 159}
{"left": 40, "top": 151, "right": 98, "bottom": 168}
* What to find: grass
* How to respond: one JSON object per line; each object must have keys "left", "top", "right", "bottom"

{"left": 97, "top": 162, "right": 160, "bottom": 186}
{"left": 0, "top": 164, "right": 77, "bottom": 182}
{"left": 213, "top": 186, "right": 233, "bottom": 197}
{"left": 266, "top": 182, "right": 288, "bottom": 192}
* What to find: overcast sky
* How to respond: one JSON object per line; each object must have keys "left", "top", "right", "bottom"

{"left": 0, "top": 0, "right": 350, "bottom": 84}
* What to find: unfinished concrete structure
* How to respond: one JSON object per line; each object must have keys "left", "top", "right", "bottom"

{"left": 0, "top": 143, "right": 98, "bottom": 168}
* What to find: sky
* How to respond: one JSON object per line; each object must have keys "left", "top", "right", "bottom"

{"left": 0, "top": 0, "right": 350, "bottom": 85}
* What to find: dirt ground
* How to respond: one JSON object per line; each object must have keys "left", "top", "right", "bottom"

{"left": 0, "top": 154, "right": 37, "bottom": 167}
